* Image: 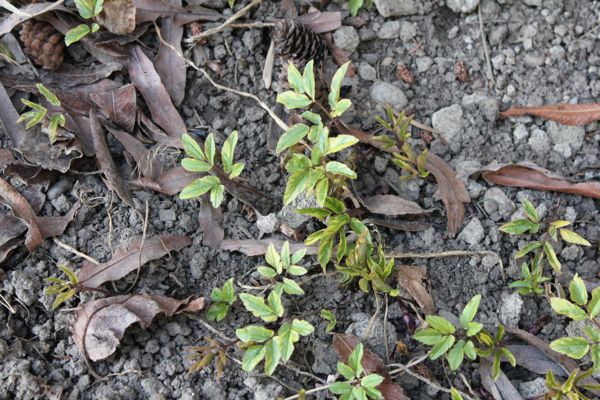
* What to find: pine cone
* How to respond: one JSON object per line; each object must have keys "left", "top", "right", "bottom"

{"left": 20, "top": 20, "right": 64, "bottom": 70}
{"left": 273, "top": 20, "right": 326, "bottom": 67}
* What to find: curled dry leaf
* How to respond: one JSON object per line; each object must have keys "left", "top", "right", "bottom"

{"left": 130, "top": 166, "right": 195, "bottom": 195}
{"left": 104, "top": 124, "right": 161, "bottom": 178}
{"left": 0, "top": 2, "right": 65, "bottom": 36}
{"left": 362, "top": 194, "right": 432, "bottom": 217}
{"left": 479, "top": 358, "right": 523, "bottom": 400}
{"left": 0, "top": 213, "right": 27, "bottom": 263}
{"left": 128, "top": 45, "right": 187, "bottom": 137}
{"left": 294, "top": 11, "right": 341, "bottom": 33}
{"left": 333, "top": 334, "right": 410, "bottom": 400}
{"left": 500, "top": 103, "right": 600, "bottom": 126}
{"left": 134, "top": 0, "right": 221, "bottom": 26}
{"left": 39, "top": 63, "right": 123, "bottom": 87}
{"left": 397, "top": 265, "right": 434, "bottom": 314}
{"left": 78, "top": 235, "right": 191, "bottom": 288}
{"left": 96, "top": 0, "right": 136, "bottom": 35}
{"left": 72, "top": 294, "right": 204, "bottom": 361}
{"left": 0, "top": 82, "right": 26, "bottom": 146}
{"left": 90, "top": 84, "right": 137, "bottom": 132}
{"left": 475, "top": 161, "right": 600, "bottom": 200}
{"left": 219, "top": 239, "right": 316, "bottom": 257}
{"left": 505, "top": 344, "right": 566, "bottom": 377}
{"left": 198, "top": 199, "right": 224, "bottom": 250}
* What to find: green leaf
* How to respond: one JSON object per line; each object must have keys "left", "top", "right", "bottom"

{"left": 314, "top": 178, "right": 329, "bottom": 206}
{"left": 348, "top": 343, "right": 364, "bottom": 376}
{"left": 209, "top": 184, "right": 225, "bottom": 208}
{"left": 522, "top": 199, "right": 540, "bottom": 223}
{"left": 52, "top": 288, "right": 76, "bottom": 309}
{"left": 287, "top": 62, "right": 305, "bottom": 93}
{"left": 460, "top": 294, "right": 481, "bottom": 330}
{"left": 321, "top": 213, "right": 350, "bottom": 239}
{"left": 36, "top": 84, "right": 60, "bottom": 107}
{"left": 291, "top": 319, "right": 314, "bottom": 336}
{"left": 204, "top": 133, "right": 216, "bottom": 166}
{"left": 499, "top": 219, "right": 539, "bottom": 235}
{"left": 492, "top": 352, "right": 502, "bottom": 381}
{"left": 179, "top": 175, "right": 220, "bottom": 199}
{"left": 303, "top": 60, "right": 315, "bottom": 100}
{"left": 65, "top": 24, "right": 91, "bottom": 46}
{"left": 18, "top": 109, "right": 46, "bottom": 129}
{"left": 296, "top": 207, "right": 331, "bottom": 219}
{"left": 331, "top": 98, "right": 352, "bottom": 118}
{"left": 588, "top": 287, "right": 600, "bottom": 318}
{"left": 447, "top": 340, "right": 465, "bottom": 371}
{"left": 267, "top": 290, "right": 284, "bottom": 318}
{"left": 181, "top": 133, "right": 206, "bottom": 161}
{"left": 236, "top": 325, "right": 274, "bottom": 343}
{"left": 569, "top": 274, "right": 588, "bottom": 306}
{"left": 430, "top": 335, "right": 455, "bottom": 360}
{"left": 413, "top": 327, "right": 445, "bottom": 345}
{"left": 348, "top": 0, "right": 364, "bottom": 16}
{"left": 291, "top": 248, "right": 306, "bottom": 265}
{"left": 514, "top": 241, "right": 543, "bottom": 259}
{"left": 264, "top": 337, "right": 281, "bottom": 375}
{"left": 301, "top": 110, "right": 321, "bottom": 125}
{"left": 229, "top": 163, "right": 244, "bottom": 179}
{"left": 74, "top": 0, "right": 103, "bottom": 19}
{"left": 91, "top": 22, "right": 99, "bottom": 32}
{"left": 241, "top": 345, "right": 266, "bottom": 371}
{"left": 278, "top": 322, "right": 299, "bottom": 362}
{"left": 325, "top": 161, "right": 357, "bottom": 179}
{"left": 328, "top": 61, "right": 350, "bottom": 109}
{"left": 450, "top": 387, "right": 464, "bottom": 400}
{"left": 318, "top": 236, "right": 334, "bottom": 270}
{"left": 282, "top": 277, "right": 304, "bottom": 295}
{"left": 426, "top": 315, "right": 456, "bottom": 335}
{"left": 222, "top": 278, "right": 235, "bottom": 303}
{"left": 58, "top": 265, "right": 78, "bottom": 285}
{"left": 283, "top": 170, "right": 309, "bottom": 205}
{"left": 207, "top": 303, "right": 229, "bottom": 321}
{"left": 591, "top": 344, "right": 600, "bottom": 370}
{"left": 549, "top": 337, "right": 589, "bottom": 359}
{"left": 499, "top": 347, "right": 516, "bottom": 367}
{"left": 320, "top": 309, "right": 337, "bottom": 333}
{"left": 559, "top": 229, "right": 591, "bottom": 246}
{"left": 351, "top": 386, "right": 368, "bottom": 400}
{"left": 544, "top": 242, "right": 561, "bottom": 272}
{"left": 221, "top": 130, "right": 238, "bottom": 173}
{"left": 181, "top": 158, "right": 212, "bottom": 172}
{"left": 228, "top": 0, "right": 235, "bottom": 7}
{"left": 276, "top": 91, "right": 312, "bottom": 109}
{"left": 325, "top": 197, "right": 346, "bottom": 213}
{"left": 330, "top": 381, "right": 352, "bottom": 395}
{"left": 464, "top": 340, "right": 476, "bottom": 360}
{"left": 550, "top": 297, "right": 588, "bottom": 321}
{"left": 584, "top": 326, "right": 600, "bottom": 342}
{"left": 239, "top": 293, "right": 278, "bottom": 322}
{"left": 276, "top": 124, "right": 310, "bottom": 153}
{"left": 326, "top": 135, "right": 359, "bottom": 155}
{"left": 361, "top": 374, "right": 384, "bottom": 388}
{"left": 257, "top": 266, "right": 278, "bottom": 278}
{"left": 265, "top": 242, "right": 281, "bottom": 272}
{"left": 466, "top": 322, "right": 483, "bottom": 337}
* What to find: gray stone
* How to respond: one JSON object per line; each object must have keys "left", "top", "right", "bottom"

{"left": 345, "top": 312, "right": 397, "bottom": 356}
{"left": 190, "top": 252, "right": 207, "bottom": 279}
{"left": 11, "top": 270, "right": 41, "bottom": 306}
{"left": 462, "top": 92, "right": 499, "bottom": 121}
{"left": 458, "top": 218, "right": 485, "bottom": 245}
{"left": 489, "top": 25, "right": 508, "bottom": 46}
{"left": 561, "top": 245, "right": 581, "bottom": 261}
{"left": 374, "top": 0, "right": 420, "bottom": 17}
{"left": 47, "top": 180, "right": 72, "bottom": 200}
{"left": 446, "top": 0, "right": 480, "bottom": 13}
{"left": 399, "top": 21, "right": 417, "bottom": 42}
{"left": 513, "top": 123, "right": 528, "bottom": 142}
{"left": 483, "top": 188, "right": 515, "bottom": 221}
{"left": 333, "top": 26, "right": 360, "bottom": 53}
{"left": 377, "top": 21, "right": 400, "bottom": 39}
{"left": 528, "top": 129, "right": 550, "bottom": 155}
{"left": 524, "top": 53, "right": 545, "bottom": 68}
{"left": 415, "top": 57, "right": 433, "bottom": 73}
{"left": 431, "top": 104, "right": 463, "bottom": 152}
{"left": 158, "top": 209, "right": 176, "bottom": 222}
{"left": 256, "top": 213, "right": 279, "bottom": 234}
{"left": 358, "top": 62, "right": 377, "bottom": 81}
{"left": 164, "top": 322, "right": 191, "bottom": 337}
{"left": 499, "top": 291, "right": 523, "bottom": 327}
{"left": 374, "top": 156, "right": 388, "bottom": 173}
{"left": 546, "top": 121, "right": 585, "bottom": 158}
{"left": 277, "top": 192, "right": 318, "bottom": 229}
{"left": 370, "top": 81, "right": 408, "bottom": 110}
{"left": 519, "top": 378, "right": 548, "bottom": 398}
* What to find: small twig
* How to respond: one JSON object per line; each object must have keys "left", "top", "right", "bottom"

{"left": 283, "top": 362, "right": 326, "bottom": 384}
{"left": 478, "top": 4, "right": 495, "bottom": 87}
{"left": 383, "top": 294, "right": 390, "bottom": 363}
{"left": 125, "top": 199, "right": 149, "bottom": 293}
{"left": 53, "top": 238, "right": 99, "bottom": 265}
{"left": 227, "top": 21, "right": 276, "bottom": 29}
{"left": 185, "top": 0, "right": 263, "bottom": 45}
{"left": 388, "top": 250, "right": 504, "bottom": 275}
{"left": 362, "top": 289, "right": 381, "bottom": 340}
{"left": 0, "top": 293, "right": 16, "bottom": 314}
{"left": 185, "top": 313, "right": 236, "bottom": 342}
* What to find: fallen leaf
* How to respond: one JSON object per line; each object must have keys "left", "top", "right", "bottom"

{"left": 295, "top": 11, "right": 341, "bottom": 33}
{"left": 72, "top": 293, "right": 204, "bottom": 361}
{"left": 362, "top": 194, "right": 432, "bottom": 216}
{"left": 0, "top": 149, "right": 14, "bottom": 169}
{"left": 90, "top": 84, "right": 137, "bottom": 132}
{"left": 78, "top": 235, "right": 191, "bottom": 288}
{"left": 0, "top": 2, "right": 65, "bottom": 36}
{"left": 0, "top": 213, "right": 27, "bottom": 263}
{"left": 130, "top": 166, "right": 195, "bottom": 195}
{"left": 505, "top": 344, "right": 566, "bottom": 377}
{"left": 397, "top": 265, "right": 434, "bottom": 314}
{"left": 501, "top": 103, "right": 600, "bottom": 126}
{"left": 134, "top": 0, "right": 221, "bottom": 25}
{"left": 105, "top": 125, "right": 161, "bottom": 178}
{"left": 262, "top": 39, "right": 275, "bottom": 89}
{"left": 155, "top": 0, "right": 186, "bottom": 107}
{"left": 137, "top": 111, "right": 183, "bottom": 148}
{"left": 96, "top": 0, "right": 136, "bottom": 35}
{"left": 198, "top": 200, "right": 224, "bottom": 249}
{"left": 363, "top": 218, "right": 430, "bottom": 232}
{"left": 322, "top": 33, "right": 356, "bottom": 75}
{"left": 0, "top": 82, "right": 26, "bottom": 146}
{"left": 333, "top": 334, "right": 409, "bottom": 400}
{"left": 219, "top": 239, "right": 316, "bottom": 257}
{"left": 280, "top": 0, "right": 298, "bottom": 18}
{"left": 39, "top": 63, "right": 123, "bottom": 87}
{"left": 479, "top": 358, "right": 523, "bottom": 400}
{"left": 128, "top": 45, "right": 187, "bottom": 137}
{"left": 89, "top": 112, "right": 133, "bottom": 205}
{"left": 473, "top": 161, "right": 600, "bottom": 200}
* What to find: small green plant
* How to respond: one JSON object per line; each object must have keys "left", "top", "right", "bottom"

{"left": 548, "top": 274, "right": 600, "bottom": 369}
{"left": 66, "top": 0, "right": 102, "bottom": 46}
{"left": 276, "top": 61, "right": 359, "bottom": 206}
{"left": 348, "top": 0, "right": 373, "bottom": 16}
{"left": 45, "top": 264, "right": 78, "bottom": 309}
{"left": 187, "top": 337, "right": 228, "bottom": 381}
{"left": 375, "top": 106, "right": 429, "bottom": 181}
{"left": 18, "top": 83, "right": 66, "bottom": 144}
{"left": 329, "top": 343, "right": 385, "bottom": 400}
{"left": 413, "top": 294, "right": 515, "bottom": 380}
{"left": 179, "top": 130, "right": 244, "bottom": 208}
{"left": 509, "top": 252, "right": 551, "bottom": 296}
{"left": 207, "top": 278, "right": 236, "bottom": 322}
{"left": 320, "top": 309, "right": 337, "bottom": 333}
{"left": 500, "top": 199, "right": 591, "bottom": 273}
{"left": 545, "top": 369, "right": 600, "bottom": 400}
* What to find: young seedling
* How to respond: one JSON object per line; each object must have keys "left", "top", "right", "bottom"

{"left": 179, "top": 130, "right": 245, "bottom": 208}
{"left": 329, "top": 343, "right": 385, "bottom": 400}
{"left": 18, "top": 83, "right": 66, "bottom": 144}
{"left": 545, "top": 369, "right": 600, "bottom": 400}
{"left": 509, "top": 252, "right": 551, "bottom": 296}
{"left": 347, "top": 0, "right": 373, "bottom": 16}
{"left": 45, "top": 264, "right": 78, "bottom": 309}
{"left": 207, "top": 278, "right": 236, "bottom": 322}
{"left": 320, "top": 309, "right": 337, "bottom": 333}
{"left": 65, "top": 0, "right": 102, "bottom": 45}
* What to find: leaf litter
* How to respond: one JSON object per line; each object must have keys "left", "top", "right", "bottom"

{"left": 501, "top": 102, "right": 600, "bottom": 126}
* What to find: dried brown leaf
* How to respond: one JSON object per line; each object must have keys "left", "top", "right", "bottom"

{"left": 362, "top": 194, "right": 432, "bottom": 216}
{"left": 90, "top": 84, "right": 137, "bottom": 132}
{"left": 0, "top": 213, "right": 27, "bottom": 262}
{"left": 72, "top": 293, "right": 203, "bottom": 361}
{"left": 0, "top": 149, "right": 14, "bottom": 170}
{"left": 295, "top": 11, "right": 341, "bottom": 33}
{"left": 397, "top": 265, "right": 434, "bottom": 314}
{"left": 219, "top": 239, "right": 316, "bottom": 257}
{"left": 128, "top": 45, "right": 187, "bottom": 137}
{"left": 78, "top": 235, "right": 191, "bottom": 288}
{"left": 198, "top": 200, "right": 224, "bottom": 250}
{"left": 280, "top": 0, "right": 298, "bottom": 18}
{"left": 138, "top": 112, "right": 183, "bottom": 148}
{"left": 90, "top": 112, "right": 133, "bottom": 205}
{"left": 476, "top": 161, "right": 600, "bottom": 200}
{"left": 0, "top": 82, "right": 26, "bottom": 146}
{"left": 105, "top": 125, "right": 161, "bottom": 178}
{"left": 96, "top": 0, "right": 136, "bottom": 35}
{"left": 262, "top": 39, "right": 275, "bottom": 89}
{"left": 0, "top": 2, "right": 65, "bottom": 36}
{"left": 362, "top": 218, "right": 430, "bottom": 232}
{"left": 323, "top": 32, "right": 356, "bottom": 76}
{"left": 39, "top": 63, "right": 123, "bottom": 87}
{"left": 501, "top": 103, "right": 600, "bottom": 126}
{"left": 479, "top": 358, "right": 523, "bottom": 400}
{"left": 505, "top": 344, "right": 566, "bottom": 377}
{"left": 134, "top": 0, "right": 221, "bottom": 25}
{"left": 155, "top": 1, "right": 186, "bottom": 107}
{"left": 130, "top": 166, "right": 195, "bottom": 195}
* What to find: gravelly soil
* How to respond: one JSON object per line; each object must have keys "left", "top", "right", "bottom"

{"left": 1, "top": 0, "right": 599, "bottom": 399}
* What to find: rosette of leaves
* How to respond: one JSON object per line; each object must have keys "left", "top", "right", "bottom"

{"left": 548, "top": 274, "right": 600, "bottom": 369}
{"left": 500, "top": 199, "right": 591, "bottom": 272}
{"left": 45, "top": 264, "right": 78, "bottom": 309}
{"left": 179, "top": 131, "right": 244, "bottom": 208}
{"left": 413, "top": 295, "right": 515, "bottom": 380}
{"left": 276, "top": 61, "right": 359, "bottom": 206}
{"left": 18, "top": 83, "right": 66, "bottom": 144}
{"left": 545, "top": 369, "right": 600, "bottom": 400}
{"left": 207, "top": 278, "right": 236, "bottom": 322}
{"left": 257, "top": 242, "right": 308, "bottom": 295}
{"left": 321, "top": 309, "right": 337, "bottom": 333}
{"left": 329, "top": 343, "right": 385, "bottom": 400}
{"left": 66, "top": 0, "right": 103, "bottom": 46}
{"left": 509, "top": 252, "right": 551, "bottom": 296}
